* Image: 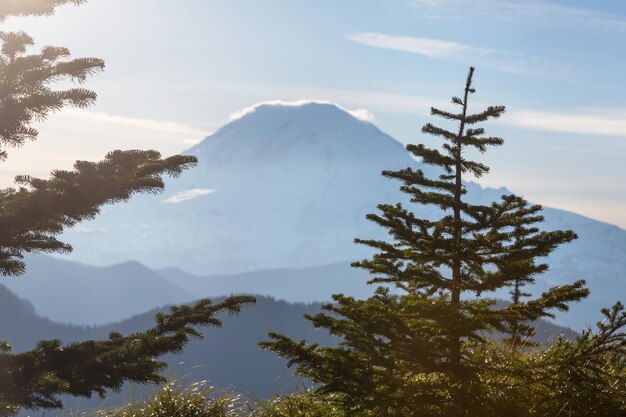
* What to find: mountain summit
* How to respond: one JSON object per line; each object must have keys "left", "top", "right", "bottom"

{"left": 61, "top": 102, "right": 418, "bottom": 273}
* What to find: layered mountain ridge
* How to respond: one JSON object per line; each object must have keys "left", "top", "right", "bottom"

{"left": 2, "top": 254, "right": 193, "bottom": 325}
{"left": 46, "top": 101, "right": 626, "bottom": 330}
{"left": 0, "top": 276, "right": 575, "bottom": 415}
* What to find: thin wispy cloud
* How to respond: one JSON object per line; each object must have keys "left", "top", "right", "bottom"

{"left": 59, "top": 109, "right": 209, "bottom": 137}
{"left": 163, "top": 188, "right": 215, "bottom": 204}
{"left": 229, "top": 99, "right": 376, "bottom": 123}
{"left": 410, "top": 0, "right": 626, "bottom": 32}
{"left": 347, "top": 33, "right": 492, "bottom": 59}
{"left": 504, "top": 109, "right": 626, "bottom": 137}
{"left": 0, "top": 109, "right": 211, "bottom": 188}
{"left": 182, "top": 138, "right": 203, "bottom": 145}
{"left": 347, "top": 32, "right": 536, "bottom": 76}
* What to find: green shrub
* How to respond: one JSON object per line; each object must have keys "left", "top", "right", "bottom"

{"left": 96, "top": 381, "right": 239, "bottom": 417}
{"left": 248, "top": 391, "right": 346, "bottom": 417}
{"left": 95, "top": 383, "right": 346, "bottom": 417}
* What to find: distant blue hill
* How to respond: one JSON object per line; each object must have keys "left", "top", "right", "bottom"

{"left": 2, "top": 254, "right": 193, "bottom": 325}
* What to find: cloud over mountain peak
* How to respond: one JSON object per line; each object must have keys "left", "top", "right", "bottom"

{"left": 229, "top": 100, "right": 375, "bottom": 123}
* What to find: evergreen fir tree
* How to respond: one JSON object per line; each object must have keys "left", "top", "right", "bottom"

{"left": 0, "top": 1, "right": 255, "bottom": 414}
{"left": 496, "top": 200, "right": 547, "bottom": 348}
{"left": 261, "top": 68, "right": 588, "bottom": 416}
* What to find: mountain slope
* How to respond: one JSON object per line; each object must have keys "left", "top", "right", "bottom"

{"left": 157, "top": 262, "right": 373, "bottom": 303}
{"left": 0, "top": 284, "right": 87, "bottom": 352}
{"left": 2, "top": 255, "right": 193, "bottom": 325}
{"left": 54, "top": 101, "right": 626, "bottom": 329}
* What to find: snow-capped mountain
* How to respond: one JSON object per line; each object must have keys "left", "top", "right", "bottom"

{"left": 60, "top": 102, "right": 430, "bottom": 273}
{"left": 57, "top": 101, "right": 626, "bottom": 329}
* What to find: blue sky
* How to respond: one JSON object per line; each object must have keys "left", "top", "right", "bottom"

{"left": 2, "top": 0, "right": 625, "bottom": 227}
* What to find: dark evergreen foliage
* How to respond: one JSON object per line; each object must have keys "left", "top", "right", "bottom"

{"left": 261, "top": 68, "right": 589, "bottom": 416}
{"left": 0, "top": 0, "right": 85, "bottom": 21}
{"left": 0, "top": 296, "right": 254, "bottom": 411}
{"left": 0, "top": 150, "right": 197, "bottom": 276}
{"left": 0, "top": 2, "right": 254, "bottom": 415}
{"left": 0, "top": 26, "right": 103, "bottom": 157}
{"left": 497, "top": 200, "right": 549, "bottom": 347}
{"left": 472, "top": 302, "right": 626, "bottom": 416}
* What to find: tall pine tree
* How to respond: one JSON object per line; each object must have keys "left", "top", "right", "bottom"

{"left": 0, "top": 1, "right": 254, "bottom": 414}
{"left": 262, "top": 68, "right": 588, "bottom": 416}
